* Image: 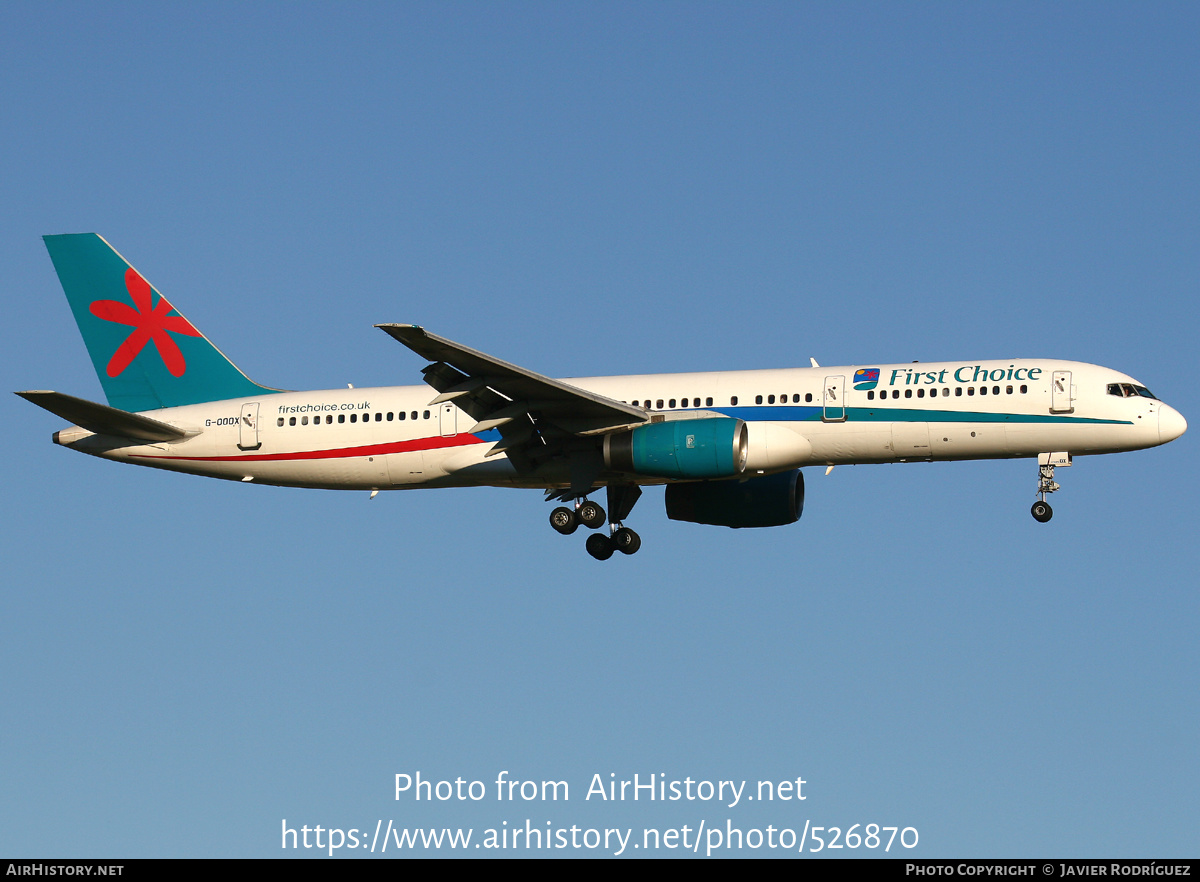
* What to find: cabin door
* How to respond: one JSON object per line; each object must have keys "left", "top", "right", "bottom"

{"left": 1051, "top": 371, "right": 1074, "bottom": 413}
{"left": 823, "top": 376, "right": 846, "bottom": 422}
{"left": 238, "top": 402, "right": 261, "bottom": 450}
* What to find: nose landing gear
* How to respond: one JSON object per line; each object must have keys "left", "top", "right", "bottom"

{"left": 1031, "top": 452, "right": 1070, "bottom": 523}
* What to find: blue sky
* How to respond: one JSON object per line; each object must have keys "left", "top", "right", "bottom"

{"left": 2, "top": 1, "right": 1196, "bottom": 858}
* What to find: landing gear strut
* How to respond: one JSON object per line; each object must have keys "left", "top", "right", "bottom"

{"left": 1031, "top": 452, "right": 1070, "bottom": 523}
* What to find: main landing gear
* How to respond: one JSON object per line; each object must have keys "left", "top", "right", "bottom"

{"left": 549, "top": 499, "right": 606, "bottom": 534}
{"left": 547, "top": 484, "right": 643, "bottom": 559}
{"left": 1031, "top": 452, "right": 1071, "bottom": 523}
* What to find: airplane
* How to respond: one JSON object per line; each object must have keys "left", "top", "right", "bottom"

{"left": 19, "top": 234, "right": 1188, "bottom": 559}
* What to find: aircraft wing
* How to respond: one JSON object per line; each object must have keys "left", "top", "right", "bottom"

{"left": 376, "top": 324, "right": 649, "bottom": 440}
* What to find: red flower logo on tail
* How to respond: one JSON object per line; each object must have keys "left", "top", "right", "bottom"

{"left": 89, "top": 268, "right": 202, "bottom": 377}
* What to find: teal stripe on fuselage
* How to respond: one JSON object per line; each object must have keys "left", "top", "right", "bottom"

{"left": 709, "top": 406, "right": 1130, "bottom": 425}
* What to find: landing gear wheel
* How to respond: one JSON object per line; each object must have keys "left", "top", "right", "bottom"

{"left": 585, "top": 533, "right": 614, "bottom": 560}
{"left": 1031, "top": 501, "right": 1053, "bottom": 523}
{"left": 549, "top": 506, "right": 578, "bottom": 535}
{"left": 613, "top": 527, "right": 641, "bottom": 555}
{"left": 578, "top": 501, "right": 606, "bottom": 530}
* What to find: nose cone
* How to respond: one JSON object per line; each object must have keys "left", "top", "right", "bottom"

{"left": 1159, "top": 404, "right": 1187, "bottom": 443}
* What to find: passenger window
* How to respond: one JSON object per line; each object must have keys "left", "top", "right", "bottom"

{"left": 669, "top": 399, "right": 677, "bottom": 408}
{"left": 917, "top": 388, "right": 925, "bottom": 398}
{"left": 423, "top": 410, "right": 430, "bottom": 419}
{"left": 706, "top": 397, "right": 713, "bottom": 407}
{"left": 867, "top": 391, "right": 874, "bottom": 400}
{"left": 411, "top": 411, "right": 418, "bottom": 420}
{"left": 968, "top": 387, "right": 975, "bottom": 396}
{"left": 768, "top": 395, "right": 776, "bottom": 404}
{"left": 289, "top": 417, "right": 296, "bottom": 426}
{"left": 301, "top": 416, "right": 308, "bottom": 425}
{"left": 338, "top": 414, "right": 346, "bottom": 423}
{"left": 277, "top": 417, "right": 284, "bottom": 427}
{"left": 1020, "top": 385, "right": 1028, "bottom": 394}
{"left": 730, "top": 396, "right": 738, "bottom": 406}
{"left": 387, "top": 412, "right": 393, "bottom": 421}
{"left": 755, "top": 395, "right": 763, "bottom": 404}
{"left": 806, "top": 393, "right": 813, "bottom": 402}
{"left": 656, "top": 399, "right": 664, "bottom": 409}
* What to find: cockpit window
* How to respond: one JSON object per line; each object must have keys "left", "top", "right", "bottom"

{"left": 1107, "top": 383, "right": 1158, "bottom": 400}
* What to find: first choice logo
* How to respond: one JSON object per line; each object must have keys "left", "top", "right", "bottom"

{"left": 889, "top": 366, "right": 1044, "bottom": 387}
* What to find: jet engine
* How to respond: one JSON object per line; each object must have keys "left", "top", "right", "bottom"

{"left": 664, "top": 468, "right": 805, "bottom": 528}
{"left": 603, "top": 417, "right": 748, "bottom": 479}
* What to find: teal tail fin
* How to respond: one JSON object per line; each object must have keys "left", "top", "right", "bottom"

{"left": 43, "top": 234, "right": 279, "bottom": 412}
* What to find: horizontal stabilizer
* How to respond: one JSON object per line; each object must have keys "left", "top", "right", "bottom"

{"left": 15, "top": 391, "right": 192, "bottom": 442}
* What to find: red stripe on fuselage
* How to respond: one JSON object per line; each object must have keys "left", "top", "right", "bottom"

{"left": 129, "top": 433, "right": 485, "bottom": 462}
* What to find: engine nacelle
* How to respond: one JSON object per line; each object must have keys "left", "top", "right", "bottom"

{"left": 743, "top": 421, "right": 814, "bottom": 472}
{"left": 603, "top": 417, "right": 748, "bottom": 479}
{"left": 664, "top": 468, "right": 805, "bottom": 528}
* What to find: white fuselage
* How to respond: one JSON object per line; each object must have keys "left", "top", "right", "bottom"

{"left": 55, "top": 358, "right": 1185, "bottom": 491}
